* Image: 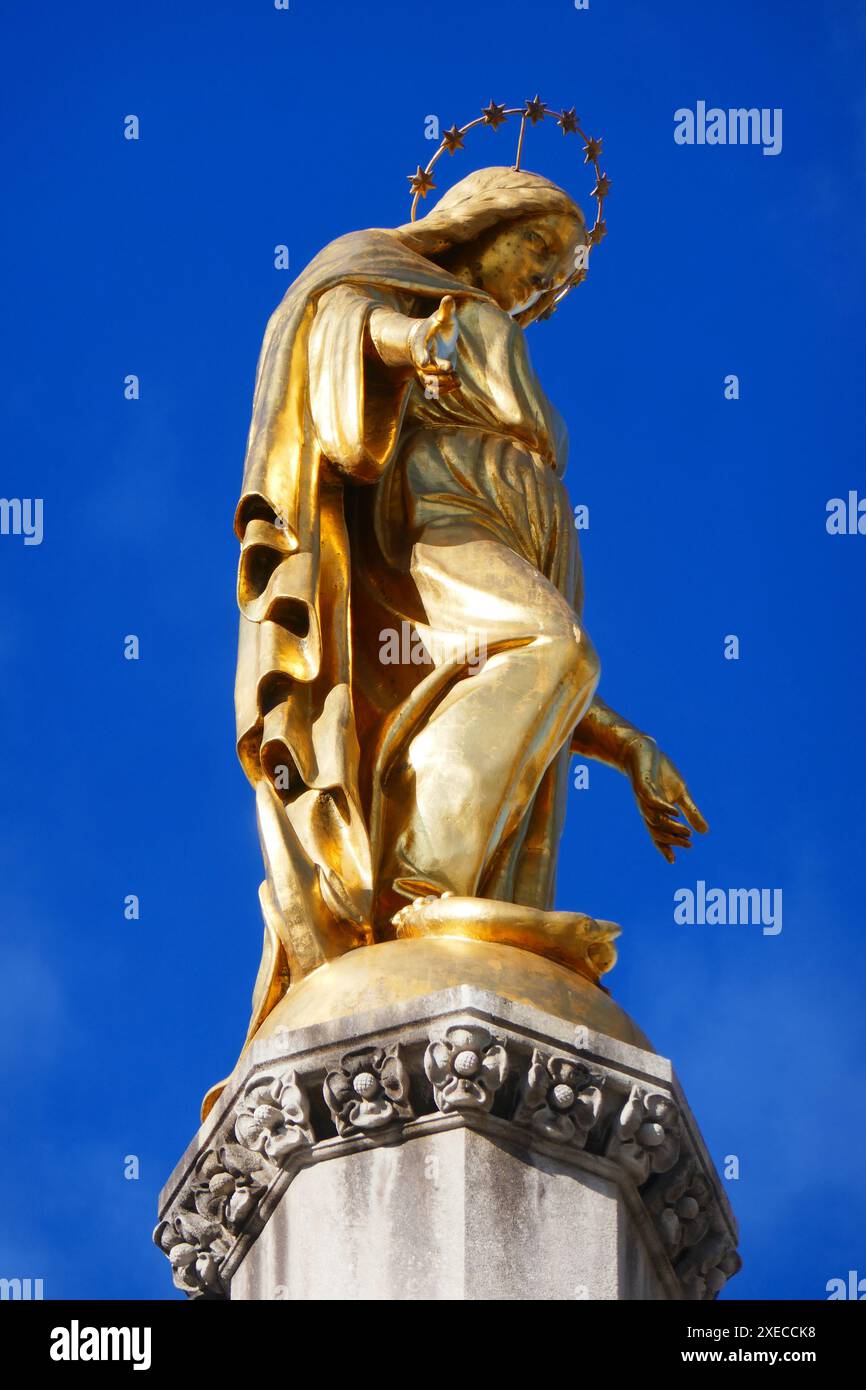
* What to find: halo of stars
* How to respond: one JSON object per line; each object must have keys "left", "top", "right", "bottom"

{"left": 407, "top": 97, "right": 610, "bottom": 284}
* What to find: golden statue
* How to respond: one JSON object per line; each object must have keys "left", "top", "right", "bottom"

{"left": 204, "top": 102, "right": 707, "bottom": 1117}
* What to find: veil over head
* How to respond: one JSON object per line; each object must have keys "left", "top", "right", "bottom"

{"left": 394, "top": 166, "right": 586, "bottom": 258}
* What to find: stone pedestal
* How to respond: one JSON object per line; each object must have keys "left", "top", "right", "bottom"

{"left": 156, "top": 986, "right": 741, "bottom": 1300}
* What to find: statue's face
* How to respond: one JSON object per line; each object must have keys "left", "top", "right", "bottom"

{"left": 450, "top": 212, "right": 585, "bottom": 316}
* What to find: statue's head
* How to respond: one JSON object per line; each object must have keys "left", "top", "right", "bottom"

{"left": 396, "top": 167, "right": 588, "bottom": 325}
{"left": 437, "top": 208, "right": 585, "bottom": 322}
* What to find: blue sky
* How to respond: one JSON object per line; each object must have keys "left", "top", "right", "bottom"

{"left": 1, "top": 0, "right": 864, "bottom": 1300}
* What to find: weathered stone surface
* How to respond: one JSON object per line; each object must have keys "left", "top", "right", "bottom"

{"left": 231, "top": 1125, "right": 666, "bottom": 1301}
{"left": 155, "top": 987, "right": 741, "bottom": 1301}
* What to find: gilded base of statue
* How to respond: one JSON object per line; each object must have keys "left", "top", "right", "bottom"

{"left": 250, "top": 932, "right": 644, "bottom": 1050}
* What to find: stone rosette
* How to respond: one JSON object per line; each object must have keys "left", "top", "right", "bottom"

{"left": 514, "top": 1048, "right": 604, "bottom": 1146}
{"left": 423, "top": 1025, "right": 508, "bottom": 1112}
{"left": 324, "top": 1044, "right": 412, "bottom": 1136}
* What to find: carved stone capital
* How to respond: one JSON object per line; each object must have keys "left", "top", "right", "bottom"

{"left": 156, "top": 989, "right": 740, "bottom": 1300}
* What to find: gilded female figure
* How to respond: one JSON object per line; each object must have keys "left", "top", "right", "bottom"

{"left": 218, "top": 159, "right": 705, "bottom": 1105}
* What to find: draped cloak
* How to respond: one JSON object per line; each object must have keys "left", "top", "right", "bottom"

{"left": 234, "top": 230, "right": 495, "bottom": 1043}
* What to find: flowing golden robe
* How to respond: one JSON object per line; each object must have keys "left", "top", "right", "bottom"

{"left": 234, "top": 220, "right": 597, "bottom": 1045}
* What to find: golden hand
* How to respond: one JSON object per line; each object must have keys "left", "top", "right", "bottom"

{"left": 623, "top": 735, "right": 708, "bottom": 864}
{"left": 407, "top": 294, "right": 460, "bottom": 395}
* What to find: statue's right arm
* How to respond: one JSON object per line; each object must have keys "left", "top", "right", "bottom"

{"left": 368, "top": 296, "right": 460, "bottom": 393}
{"left": 366, "top": 306, "right": 416, "bottom": 369}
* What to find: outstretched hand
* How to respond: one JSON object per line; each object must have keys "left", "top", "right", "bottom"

{"left": 624, "top": 736, "right": 708, "bottom": 863}
{"left": 408, "top": 294, "right": 460, "bottom": 395}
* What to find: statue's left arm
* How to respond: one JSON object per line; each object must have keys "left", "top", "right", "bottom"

{"left": 570, "top": 698, "right": 708, "bottom": 863}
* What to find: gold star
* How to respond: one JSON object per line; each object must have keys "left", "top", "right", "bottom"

{"left": 524, "top": 95, "right": 548, "bottom": 125}
{"left": 408, "top": 165, "right": 436, "bottom": 199}
{"left": 588, "top": 219, "right": 608, "bottom": 246}
{"left": 591, "top": 172, "right": 612, "bottom": 200}
{"left": 481, "top": 100, "right": 508, "bottom": 130}
{"left": 583, "top": 136, "right": 603, "bottom": 164}
{"left": 442, "top": 124, "right": 465, "bottom": 154}
{"left": 557, "top": 108, "right": 580, "bottom": 136}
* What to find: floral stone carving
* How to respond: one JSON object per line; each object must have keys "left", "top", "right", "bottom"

{"left": 235, "top": 1068, "right": 314, "bottom": 1163}
{"left": 676, "top": 1232, "right": 743, "bottom": 1300}
{"left": 514, "top": 1048, "right": 604, "bottom": 1146}
{"left": 154, "top": 1145, "right": 270, "bottom": 1297}
{"left": 324, "top": 1044, "right": 413, "bottom": 1136}
{"left": 606, "top": 1084, "right": 680, "bottom": 1184}
{"left": 424, "top": 1025, "right": 508, "bottom": 1113}
{"left": 643, "top": 1155, "right": 712, "bottom": 1257}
